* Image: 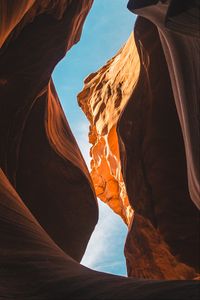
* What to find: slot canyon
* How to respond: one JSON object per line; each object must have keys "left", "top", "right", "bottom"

{"left": 0, "top": 0, "right": 199, "bottom": 299}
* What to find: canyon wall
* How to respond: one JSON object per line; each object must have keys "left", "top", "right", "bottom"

{"left": 1, "top": 168, "right": 199, "bottom": 299}
{"left": 78, "top": 34, "right": 140, "bottom": 225}
{"left": 127, "top": 0, "right": 200, "bottom": 209}
{"left": 121, "top": 16, "right": 199, "bottom": 278}
{"left": 124, "top": 0, "right": 200, "bottom": 276}
{"left": 79, "top": 1, "right": 200, "bottom": 280}
{"left": 0, "top": 0, "right": 199, "bottom": 298}
{"left": 0, "top": 0, "right": 97, "bottom": 262}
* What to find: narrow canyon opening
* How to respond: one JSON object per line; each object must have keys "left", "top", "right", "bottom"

{"left": 1, "top": 1, "right": 199, "bottom": 298}
{"left": 52, "top": 0, "right": 135, "bottom": 276}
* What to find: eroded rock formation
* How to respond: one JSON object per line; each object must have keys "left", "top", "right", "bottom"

{"left": 124, "top": 0, "right": 200, "bottom": 277}
{"left": 78, "top": 34, "right": 140, "bottom": 224}
{"left": 0, "top": 0, "right": 97, "bottom": 262}
{"left": 127, "top": 0, "right": 200, "bottom": 210}
{"left": 0, "top": 0, "right": 199, "bottom": 298}
{"left": 79, "top": 0, "right": 200, "bottom": 280}
{"left": 122, "top": 16, "right": 199, "bottom": 278}
{"left": 1, "top": 168, "right": 199, "bottom": 299}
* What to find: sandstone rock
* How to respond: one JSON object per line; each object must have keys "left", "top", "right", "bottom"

{"left": 125, "top": 213, "right": 197, "bottom": 280}
{"left": 78, "top": 34, "right": 140, "bottom": 224}
{"left": 0, "top": 0, "right": 97, "bottom": 262}
{"left": 127, "top": 0, "right": 200, "bottom": 210}
{"left": 79, "top": 1, "right": 199, "bottom": 279}
{"left": 0, "top": 0, "right": 199, "bottom": 297}
{"left": 123, "top": 0, "right": 200, "bottom": 276}
{"left": 1, "top": 168, "right": 199, "bottom": 299}
{"left": 120, "top": 16, "right": 199, "bottom": 277}
{"left": 0, "top": 0, "right": 74, "bottom": 49}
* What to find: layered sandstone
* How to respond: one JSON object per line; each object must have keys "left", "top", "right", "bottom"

{"left": 0, "top": 0, "right": 74, "bottom": 48}
{"left": 1, "top": 168, "right": 199, "bottom": 299}
{"left": 78, "top": 34, "right": 140, "bottom": 224}
{"left": 0, "top": 0, "right": 199, "bottom": 298}
{"left": 79, "top": 1, "right": 199, "bottom": 280}
{"left": 124, "top": 0, "right": 200, "bottom": 275}
{"left": 127, "top": 0, "right": 200, "bottom": 210}
{"left": 0, "top": 0, "right": 97, "bottom": 262}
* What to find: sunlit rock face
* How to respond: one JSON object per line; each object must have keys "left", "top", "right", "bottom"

{"left": 0, "top": 0, "right": 97, "bottom": 262}
{"left": 79, "top": 1, "right": 199, "bottom": 280}
{"left": 78, "top": 34, "right": 140, "bottom": 225}
{"left": 0, "top": 0, "right": 199, "bottom": 298}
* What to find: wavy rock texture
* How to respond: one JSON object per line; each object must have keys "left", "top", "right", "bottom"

{"left": 127, "top": 0, "right": 200, "bottom": 210}
{"left": 79, "top": 1, "right": 199, "bottom": 280}
{"left": 0, "top": 0, "right": 97, "bottom": 262}
{"left": 78, "top": 34, "right": 140, "bottom": 224}
{"left": 1, "top": 168, "right": 199, "bottom": 299}
{"left": 0, "top": 0, "right": 199, "bottom": 298}
{"left": 0, "top": 0, "right": 73, "bottom": 48}
{"left": 123, "top": 0, "right": 200, "bottom": 277}
{"left": 121, "top": 16, "right": 199, "bottom": 278}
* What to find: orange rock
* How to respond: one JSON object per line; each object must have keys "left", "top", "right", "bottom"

{"left": 0, "top": 0, "right": 74, "bottom": 48}
{"left": 78, "top": 34, "right": 140, "bottom": 224}
{"left": 0, "top": 0, "right": 199, "bottom": 295}
{"left": 78, "top": 12, "right": 199, "bottom": 279}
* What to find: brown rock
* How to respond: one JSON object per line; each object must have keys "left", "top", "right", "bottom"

{"left": 127, "top": 0, "right": 200, "bottom": 210}
{"left": 0, "top": 0, "right": 97, "bottom": 262}
{"left": 0, "top": 0, "right": 74, "bottom": 48}
{"left": 120, "top": 17, "right": 199, "bottom": 277}
{"left": 79, "top": 3, "right": 199, "bottom": 279}
{"left": 0, "top": 168, "right": 199, "bottom": 299}
{"left": 125, "top": 214, "right": 196, "bottom": 280}
{"left": 0, "top": 0, "right": 199, "bottom": 297}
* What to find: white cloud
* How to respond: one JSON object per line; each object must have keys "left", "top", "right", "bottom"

{"left": 81, "top": 200, "right": 127, "bottom": 276}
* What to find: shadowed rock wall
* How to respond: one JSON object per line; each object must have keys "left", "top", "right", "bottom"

{"left": 120, "top": 17, "right": 199, "bottom": 278}
{"left": 0, "top": 0, "right": 199, "bottom": 298}
{"left": 79, "top": 0, "right": 199, "bottom": 280}
{"left": 123, "top": 0, "right": 200, "bottom": 277}
{"left": 127, "top": 0, "right": 200, "bottom": 209}
{"left": 0, "top": 168, "right": 199, "bottom": 299}
{"left": 0, "top": 0, "right": 97, "bottom": 262}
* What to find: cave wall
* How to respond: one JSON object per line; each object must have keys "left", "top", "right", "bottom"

{"left": 123, "top": 0, "right": 200, "bottom": 276}
{"left": 79, "top": 1, "right": 199, "bottom": 279}
{"left": 0, "top": 0, "right": 199, "bottom": 298}
{"left": 1, "top": 168, "right": 199, "bottom": 299}
{"left": 120, "top": 17, "right": 199, "bottom": 278}
{"left": 0, "top": 0, "right": 97, "bottom": 262}
{"left": 127, "top": 0, "right": 200, "bottom": 209}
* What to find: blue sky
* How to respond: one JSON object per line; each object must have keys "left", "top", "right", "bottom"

{"left": 53, "top": 0, "right": 136, "bottom": 276}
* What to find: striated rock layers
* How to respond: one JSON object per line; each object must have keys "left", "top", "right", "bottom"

{"left": 124, "top": 0, "right": 200, "bottom": 278}
{"left": 0, "top": 0, "right": 97, "bottom": 262}
{"left": 1, "top": 168, "right": 199, "bottom": 299}
{"left": 128, "top": 0, "right": 200, "bottom": 210}
{"left": 122, "top": 16, "right": 200, "bottom": 279}
{"left": 0, "top": 0, "right": 199, "bottom": 299}
{"left": 79, "top": 1, "right": 200, "bottom": 280}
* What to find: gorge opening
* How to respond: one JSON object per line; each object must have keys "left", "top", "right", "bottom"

{"left": 52, "top": 0, "right": 136, "bottom": 276}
